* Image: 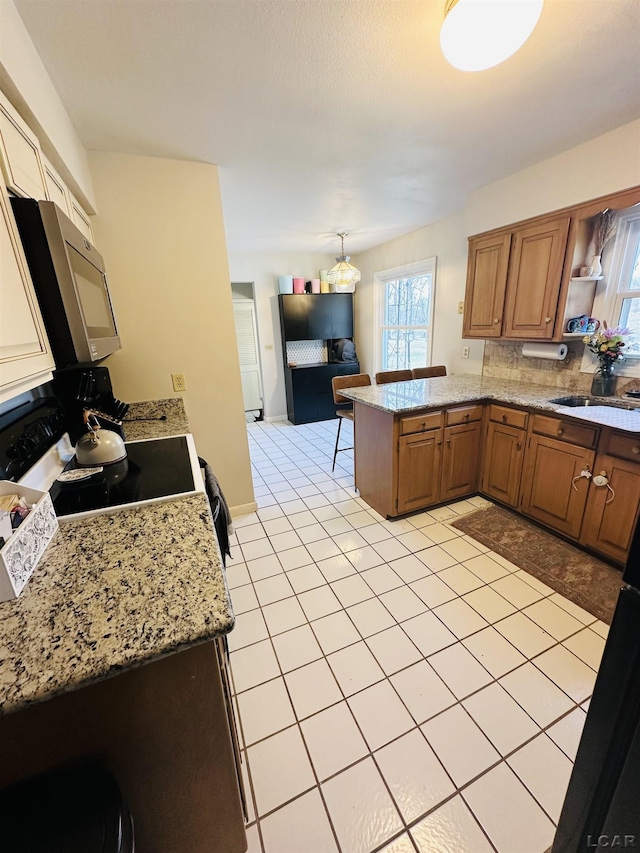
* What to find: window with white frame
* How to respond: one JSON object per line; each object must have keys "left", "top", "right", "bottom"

{"left": 585, "top": 206, "right": 640, "bottom": 374}
{"left": 375, "top": 259, "right": 436, "bottom": 372}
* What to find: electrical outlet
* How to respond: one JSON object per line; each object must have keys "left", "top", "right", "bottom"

{"left": 458, "top": 301, "right": 464, "bottom": 314}
{"left": 462, "top": 346, "right": 470, "bottom": 359}
{"left": 172, "top": 373, "right": 187, "bottom": 392}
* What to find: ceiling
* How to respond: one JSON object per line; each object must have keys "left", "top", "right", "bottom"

{"left": 13, "top": 0, "right": 640, "bottom": 254}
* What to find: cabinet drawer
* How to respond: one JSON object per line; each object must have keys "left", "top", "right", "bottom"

{"left": 445, "top": 405, "right": 483, "bottom": 426}
{"left": 400, "top": 411, "right": 442, "bottom": 435}
{"left": 489, "top": 405, "right": 528, "bottom": 430}
{"left": 604, "top": 432, "right": 640, "bottom": 462}
{"left": 532, "top": 414, "right": 598, "bottom": 449}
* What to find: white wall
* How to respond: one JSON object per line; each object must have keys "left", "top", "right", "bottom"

{"left": 0, "top": 0, "right": 96, "bottom": 210}
{"left": 355, "top": 120, "right": 640, "bottom": 380}
{"left": 227, "top": 252, "right": 334, "bottom": 419}
{"left": 354, "top": 213, "right": 484, "bottom": 378}
{"left": 464, "top": 119, "right": 640, "bottom": 236}
{"left": 90, "top": 151, "right": 255, "bottom": 513}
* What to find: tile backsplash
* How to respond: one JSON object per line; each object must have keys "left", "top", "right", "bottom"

{"left": 286, "top": 340, "right": 327, "bottom": 365}
{"left": 482, "top": 340, "right": 640, "bottom": 396}
{"left": 482, "top": 340, "right": 593, "bottom": 391}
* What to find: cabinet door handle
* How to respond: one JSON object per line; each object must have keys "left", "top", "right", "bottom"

{"left": 446, "top": 439, "right": 451, "bottom": 446}
{"left": 494, "top": 317, "right": 500, "bottom": 324}
{"left": 463, "top": 414, "right": 470, "bottom": 422}
{"left": 421, "top": 421, "right": 426, "bottom": 430}
{"left": 545, "top": 317, "right": 552, "bottom": 323}
{"left": 516, "top": 441, "right": 522, "bottom": 450}
{"left": 557, "top": 428, "right": 564, "bottom": 436}
{"left": 437, "top": 440, "right": 442, "bottom": 446}
{"left": 633, "top": 446, "right": 640, "bottom": 455}
{"left": 502, "top": 414, "right": 508, "bottom": 423}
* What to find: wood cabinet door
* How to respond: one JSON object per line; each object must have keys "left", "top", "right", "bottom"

{"left": 502, "top": 216, "right": 571, "bottom": 339}
{"left": 397, "top": 429, "right": 442, "bottom": 514}
{"left": 463, "top": 233, "right": 511, "bottom": 338}
{"left": 0, "top": 183, "right": 54, "bottom": 401}
{"left": 520, "top": 434, "right": 595, "bottom": 539}
{"left": 441, "top": 422, "right": 481, "bottom": 502}
{"left": 481, "top": 422, "right": 524, "bottom": 508}
{"left": 0, "top": 94, "right": 47, "bottom": 201}
{"left": 581, "top": 454, "right": 640, "bottom": 563}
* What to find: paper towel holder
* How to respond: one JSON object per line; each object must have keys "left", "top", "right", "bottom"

{"left": 521, "top": 342, "right": 568, "bottom": 361}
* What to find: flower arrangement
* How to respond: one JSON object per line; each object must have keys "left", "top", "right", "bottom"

{"left": 583, "top": 321, "right": 631, "bottom": 374}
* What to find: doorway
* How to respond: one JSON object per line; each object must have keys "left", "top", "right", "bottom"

{"left": 231, "top": 282, "right": 264, "bottom": 422}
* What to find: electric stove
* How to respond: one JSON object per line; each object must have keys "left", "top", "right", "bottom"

{"left": 1, "top": 398, "right": 204, "bottom": 521}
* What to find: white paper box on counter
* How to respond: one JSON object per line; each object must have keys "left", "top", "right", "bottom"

{"left": 0, "top": 481, "right": 58, "bottom": 601}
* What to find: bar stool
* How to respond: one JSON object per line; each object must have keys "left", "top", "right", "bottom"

{"left": 331, "top": 374, "right": 371, "bottom": 472}
{"left": 411, "top": 365, "right": 447, "bottom": 379}
{"left": 375, "top": 369, "right": 412, "bottom": 384}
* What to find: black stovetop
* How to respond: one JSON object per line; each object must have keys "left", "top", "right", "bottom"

{"left": 50, "top": 436, "right": 195, "bottom": 517}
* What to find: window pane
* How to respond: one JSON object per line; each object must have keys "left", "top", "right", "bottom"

{"left": 382, "top": 329, "right": 428, "bottom": 370}
{"left": 384, "top": 275, "right": 432, "bottom": 326}
{"left": 619, "top": 297, "right": 640, "bottom": 356}
{"left": 630, "top": 237, "right": 640, "bottom": 290}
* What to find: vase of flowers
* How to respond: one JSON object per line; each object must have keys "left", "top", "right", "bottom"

{"left": 583, "top": 322, "right": 631, "bottom": 396}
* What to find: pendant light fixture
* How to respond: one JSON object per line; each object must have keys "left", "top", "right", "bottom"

{"left": 440, "top": 0, "right": 544, "bottom": 72}
{"left": 326, "top": 233, "right": 361, "bottom": 292}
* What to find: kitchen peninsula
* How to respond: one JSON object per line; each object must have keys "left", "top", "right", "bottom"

{"left": 0, "top": 402, "right": 246, "bottom": 853}
{"left": 342, "top": 375, "right": 640, "bottom": 564}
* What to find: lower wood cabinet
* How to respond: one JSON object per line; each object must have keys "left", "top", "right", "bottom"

{"left": 397, "top": 429, "right": 442, "bottom": 514}
{"left": 441, "top": 422, "right": 482, "bottom": 502}
{"left": 397, "top": 412, "right": 482, "bottom": 514}
{"left": 520, "top": 435, "right": 595, "bottom": 539}
{"left": 481, "top": 421, "right": 524, "bottom": 508}
{"left": 581, "top": 453, "right": 640, "bottom": 563}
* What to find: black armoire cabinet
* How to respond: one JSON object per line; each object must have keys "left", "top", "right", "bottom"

{"left": 278, "top": 294, "right": 358, "bottom": 425}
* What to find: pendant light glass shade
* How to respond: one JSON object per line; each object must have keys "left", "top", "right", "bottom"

{"left": 440, "top": 0, "right": 543, "bottom": 72}
{"left": 326, "top": 233, "right": 361, "bottom": 291}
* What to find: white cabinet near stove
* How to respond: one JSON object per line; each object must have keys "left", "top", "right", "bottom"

{"left": 0, "top": 181, "right": 54, "bottom": 402}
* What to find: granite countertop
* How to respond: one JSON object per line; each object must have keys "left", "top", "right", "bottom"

{"left": 123, "top": 398, "right": 191, "bottom": 441}
{"left": 0, "top": 399, "right": 234, "bottom": 716}
{"left": 341, "top": 375, "right": 640, "bottom": 433}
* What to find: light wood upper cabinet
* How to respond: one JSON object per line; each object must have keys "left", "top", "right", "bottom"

{"left": 502, "top": 216, "right": 571, "bottom": 339}
{"left": 0, "top": 94, "right": 48, "bottom": 201}
{"left": 463, "top": 233, "right": 511, "bottom": 337}
{"left": 42, "top": 156, "right": 72, "bottom": 217}
{"left": 0, "top": 182, "right": 54, "bottom": 402}
{"left": 69, "top": 192, "right": 95, "bottom": 243}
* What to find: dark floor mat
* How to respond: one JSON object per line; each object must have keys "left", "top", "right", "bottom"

{"left": 450, "top": 505, "right": 623, "bottom": 624}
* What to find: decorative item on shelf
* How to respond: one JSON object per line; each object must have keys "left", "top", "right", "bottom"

{"left": 278, "top": 275, "right": 293, "bottom": 294}
{"left": 566, "top": 315, "right": 599, "bottom": 334}
{"left": 292, "top": 277, "right": 305, "bottom": 294}
{"left": 588, "top": 209, "right": 618, "bottom": 279}
{"left": 310, "top": 278, "right": 321, "bottom": 294}
{"left": 439, "top": 0, "right": 543, "bottom": 72}
{"left": 583, "top": 321, "right": 631, "bottom": 397}
{"left": 326, "top": 233, "right": 360, "bottom": 293}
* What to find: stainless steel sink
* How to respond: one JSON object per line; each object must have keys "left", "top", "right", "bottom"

{"left": 550, "top": 395, "right": 637, "bottom": 411}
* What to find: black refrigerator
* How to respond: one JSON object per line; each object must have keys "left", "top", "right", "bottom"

{"left": 552, "top": 533, "right": 640, "bottom": 851}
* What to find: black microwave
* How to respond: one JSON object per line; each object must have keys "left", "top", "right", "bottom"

{"left": 11, "top": 198, "right": 121, "bottom": 368}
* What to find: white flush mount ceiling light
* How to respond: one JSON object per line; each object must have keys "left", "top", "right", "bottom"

{"left": 440, "top": 0, "right": 544, "bottom": 72}
{"left": 326, "top": 233, "right": 361, "bottom": 291}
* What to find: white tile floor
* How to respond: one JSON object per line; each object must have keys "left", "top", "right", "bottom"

{"left": 226, "top": 417, "right": 609, "bottom": 853}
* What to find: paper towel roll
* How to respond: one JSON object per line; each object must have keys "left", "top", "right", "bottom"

{"left": 521, "top": 342, "right": 568, "bottom": 361}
